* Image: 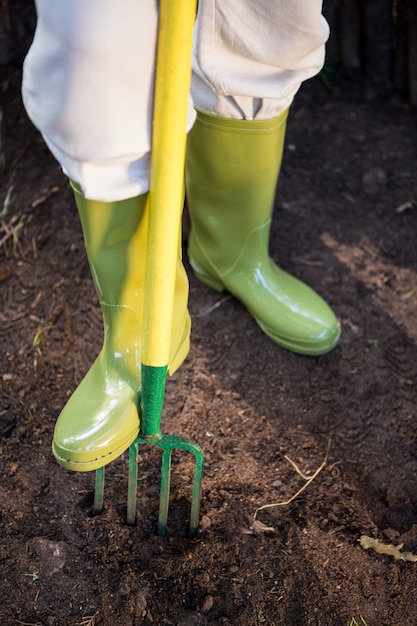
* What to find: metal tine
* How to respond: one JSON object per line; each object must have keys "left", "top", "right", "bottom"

{"left": 189, "top": 449, "right": 204, "bottom": 537}
{"left": 94, "top": 466, "right": 105, "bottom": 514}
{"left": 127, "top": 441, "right": 139, "bottom": 525}
{"left": 158, "top": 447, "right": 172, "bottom": 535}
{"left": 92, "top": 443, "right": 138, "bottom": 523}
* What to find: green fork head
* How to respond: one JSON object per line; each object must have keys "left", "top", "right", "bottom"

{"left": 93, "top": 367, "right": 204, "bottom": 537}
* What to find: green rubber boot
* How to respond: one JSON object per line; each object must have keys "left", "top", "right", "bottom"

{"left": 185, "top": 109, "right": 340, "bottom": 355}
{"left": 52, "top": 184, "right": 190, "bottom": 471}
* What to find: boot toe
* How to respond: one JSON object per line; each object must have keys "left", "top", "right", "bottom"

{"left": 257, "top": 314, "right": 340, "bottom": 355}
{"left": 228, "top": 264, "right": 341, "bottom": 356}
{"left": 53, "top": 389, "right": 140, "bottom": 472}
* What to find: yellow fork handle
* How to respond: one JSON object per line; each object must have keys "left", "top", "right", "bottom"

{"left": 142, "top": 0, "right": 197, "bottom": 368}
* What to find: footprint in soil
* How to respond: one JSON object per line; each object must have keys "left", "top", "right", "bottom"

{"left": 362, "top": 462, "right": 417, "bottom": 540}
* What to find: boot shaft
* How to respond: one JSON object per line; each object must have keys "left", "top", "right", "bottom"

{"left": 185, "top": 109, "right": 288, "bottom": 275}
{"left": 72, "top": 183, "right": 190, "bottom": 375}
{"left": 72, "top": 183, "right": 149, "bottom": 307}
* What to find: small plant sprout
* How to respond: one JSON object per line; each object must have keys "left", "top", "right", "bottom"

{"left": 83, "top": 599, "right": 96, "bottom": 615}
{"left": 395, "top": 197, "right": 416, "bottom": 213}
{"left": 32, "top": 328, "right": 43, "bottom": 348}
{"left": 32, "top": 325, "right": 53, "bottom": 348}
{"left": 25, "top": 571, "right": 40, "bottom": 581}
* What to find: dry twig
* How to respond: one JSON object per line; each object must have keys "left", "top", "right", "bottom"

{"left": 194, "top": 294, "right": 232, "bottom": 318}
{"left": 253, "top": 439, "right": 331, "bottom": 523}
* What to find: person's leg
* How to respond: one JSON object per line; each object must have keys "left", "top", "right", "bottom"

{"left": 22, "top": 0, "right": 196, "bottom": 201}
{"left": 191, "top": 0, "right": 329, "bottom": 121}
{"left": 22, "top": 1, "right": 193, "bottom": 470}
{"left": 186, "top": 0, "right": 339, "bottom": 354}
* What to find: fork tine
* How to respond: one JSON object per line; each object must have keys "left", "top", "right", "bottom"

{"left": 158, "top": 448, "right": 173, "bottom": 536}
{"left": 127, "top": 441, "right": 139, "bottom": 525}
{"left": 189, "top": 448, "right": 204, "bottom": 537}
{"left": 93, "top": 466, "right": 105, "bottom": 514}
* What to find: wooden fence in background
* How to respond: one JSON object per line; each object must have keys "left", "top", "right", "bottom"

{"left": 323, "top": 0, "right": 417, "bottom": 104}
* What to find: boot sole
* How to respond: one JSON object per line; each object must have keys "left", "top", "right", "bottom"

{"left": 52, "top": 424, "right": 139, "bottom": 472}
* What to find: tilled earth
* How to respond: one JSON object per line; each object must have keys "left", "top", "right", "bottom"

{"left": 1, "top": 16, "right": 417, "bottom": 626}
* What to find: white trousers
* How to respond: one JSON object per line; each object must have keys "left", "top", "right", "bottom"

{"left": 22, "top": 0, "right": 329, "bottom": 202}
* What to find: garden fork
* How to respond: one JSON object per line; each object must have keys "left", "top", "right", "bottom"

{"left": 94, "top": 0, "right": 203, "bottom": 537}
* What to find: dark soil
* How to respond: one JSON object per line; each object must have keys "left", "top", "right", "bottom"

{"left": 1, "top": 8, "right": 417, "bottom": 626}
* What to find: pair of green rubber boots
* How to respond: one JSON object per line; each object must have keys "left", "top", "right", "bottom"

{"left": 53, "top": 108, "right": 340, "bottom": 472}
